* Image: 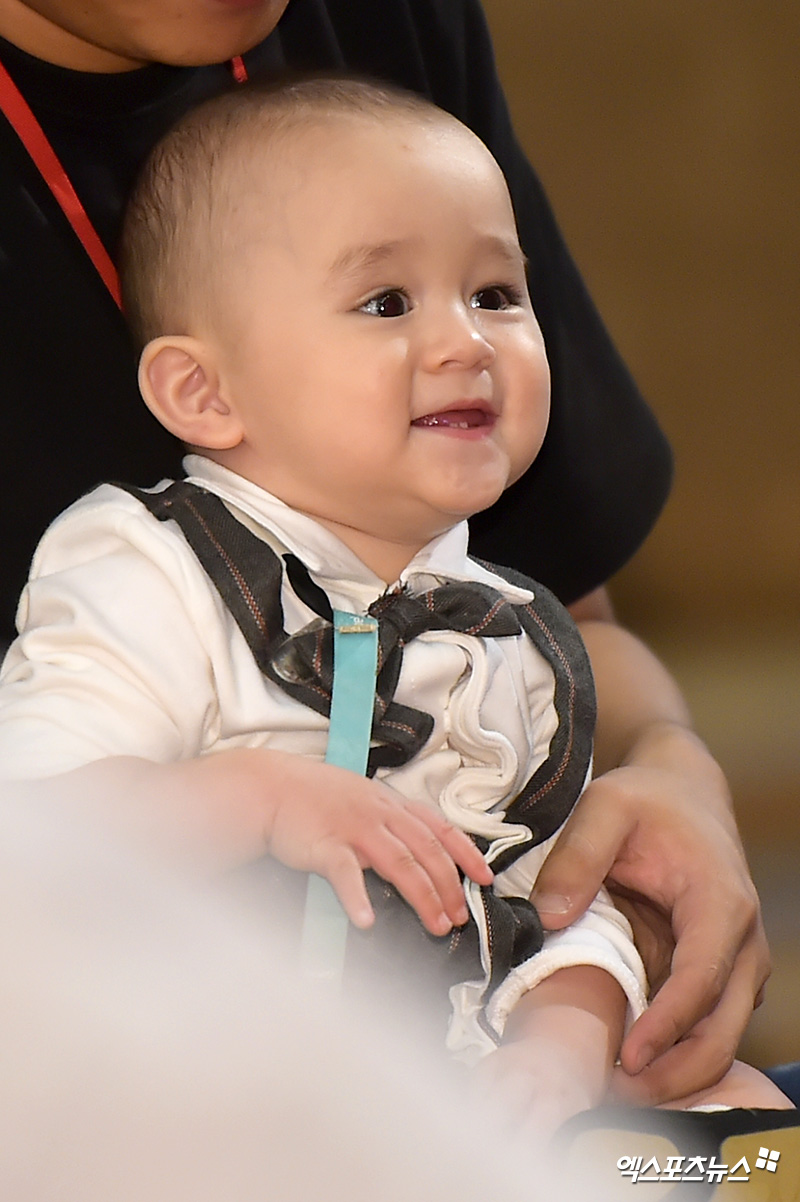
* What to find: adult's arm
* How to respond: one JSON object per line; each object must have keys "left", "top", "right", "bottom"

{"left": 532, "top": 587, "right": 769, "bottom": 1104}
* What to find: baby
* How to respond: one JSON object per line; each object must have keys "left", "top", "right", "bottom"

{"left": 0, "top": 76, "right": 787, "bottom": 1130}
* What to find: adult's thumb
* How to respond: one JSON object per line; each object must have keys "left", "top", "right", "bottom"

{"left": 530, "top": 780, "right": 625, "bottom": 929}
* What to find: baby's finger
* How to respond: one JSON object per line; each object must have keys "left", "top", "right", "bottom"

{"left": 363, "top": 826, "right": 457, "bottom": 935}
{"left": 312, "top": 839, "right": 375, "bottom": 929}
{"left": 431, "top": 815, "right": 493, "bottom": 886}
{"left": 381, "top": 811, "right": 473, "bottom": 928}
{"left": 401, "top": 801, "right": 493, "bottom": 885}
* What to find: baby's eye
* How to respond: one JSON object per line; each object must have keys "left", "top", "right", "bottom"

{"left": 359, "top": 290, "right": 410, "bottom": 318}
{"left": 470, "top": 285, "right": 523, "bottom": 311}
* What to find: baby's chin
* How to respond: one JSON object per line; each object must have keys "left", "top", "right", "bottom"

{"left": 432, "top": 478, "right": 515, "bottom": 527}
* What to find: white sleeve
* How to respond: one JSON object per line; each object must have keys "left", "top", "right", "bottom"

{"left": 0, "top": 487, "right": 225, "bottom": 779}
{"left": 482, "top": 833, "right": 649, "bottom": 1040}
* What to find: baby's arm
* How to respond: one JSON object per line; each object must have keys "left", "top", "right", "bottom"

{"left": 479, "top": 838, "right": 648, "bottom": 1043}
{"left": 1, "top": 489, "right": 491, "bottom": 935}
{"left": 35, "top": 750, "right": 491, "bottom": 935}
{"left": 475, "top": 964, "right": 626, "bottom": 1138}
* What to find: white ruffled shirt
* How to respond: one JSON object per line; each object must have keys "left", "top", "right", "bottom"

{"left": 0, "top": 455, "right": 647, "bottom": 1058}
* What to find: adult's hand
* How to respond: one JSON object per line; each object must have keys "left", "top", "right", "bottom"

{"left": 535, "top": 597, "right": 769, "bottom": 1105}
{"left": 531, "top": 722, "right": 768, "bottom": 1104}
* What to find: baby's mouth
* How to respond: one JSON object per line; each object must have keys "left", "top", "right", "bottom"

{"left": 411, "top": 406, "right": 495, "bottom": 430}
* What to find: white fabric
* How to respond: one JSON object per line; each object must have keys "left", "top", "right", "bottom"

{"left": 0, "top": 455, "right": 647, "bottom": 1056}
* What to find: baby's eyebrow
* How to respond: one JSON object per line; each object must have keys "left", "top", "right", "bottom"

{"left": 327, "top": 234, "right": 528, "bottom": 284}
{"left": 327, "top": 240, "right": 406, "bottom": 284}
{"left": 475, "top": 235, "right": 529, "bottom": 274}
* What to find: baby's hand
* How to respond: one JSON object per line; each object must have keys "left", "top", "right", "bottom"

{"left": 265, "top": 755, "right": 492, "bottom": 935}
{"left": 34, "top": 751, "right": 491, "bottom": 934}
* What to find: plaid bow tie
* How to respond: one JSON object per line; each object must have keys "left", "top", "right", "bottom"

{"left": 269, "top": 557, "right": 522, "bottom": 772}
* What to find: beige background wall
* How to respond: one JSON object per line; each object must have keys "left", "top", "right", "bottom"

{"left": 481, "top": 0, "right": 799, "bottom": 1067}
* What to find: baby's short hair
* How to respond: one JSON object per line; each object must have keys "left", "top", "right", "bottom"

{"left": 119, "top": 75, "right": 451, "bottom": 349}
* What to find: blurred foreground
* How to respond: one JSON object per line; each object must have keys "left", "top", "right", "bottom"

{"left": 0, "top": 789, "right": 581, "bottom": 1202}
{"left": 1, "top": 783, "right": 798, "bottom": 1200}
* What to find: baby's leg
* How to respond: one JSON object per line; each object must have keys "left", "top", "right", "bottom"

{"left": 660, "top": 1059, "right": 794, "bottom": 1111}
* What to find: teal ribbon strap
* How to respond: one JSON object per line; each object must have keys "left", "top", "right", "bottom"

{"left": 300, "top": 609, "right": 379, "bottom": 985}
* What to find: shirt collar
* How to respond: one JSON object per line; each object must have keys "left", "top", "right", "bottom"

{"left": 182, "top": 455, "right": 533, "bottom": 609}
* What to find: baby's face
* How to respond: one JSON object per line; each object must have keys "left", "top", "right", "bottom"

{"left": 207, "top": 113, "right": 550, "bottom": 568}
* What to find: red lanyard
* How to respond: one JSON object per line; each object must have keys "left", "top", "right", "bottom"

{"left": 0, "top": 53, "right": 249, "bottom": 310}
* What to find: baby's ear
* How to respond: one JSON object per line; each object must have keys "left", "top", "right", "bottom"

{"left": 138, "top": 336, "right": 243, "bottom": 450}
